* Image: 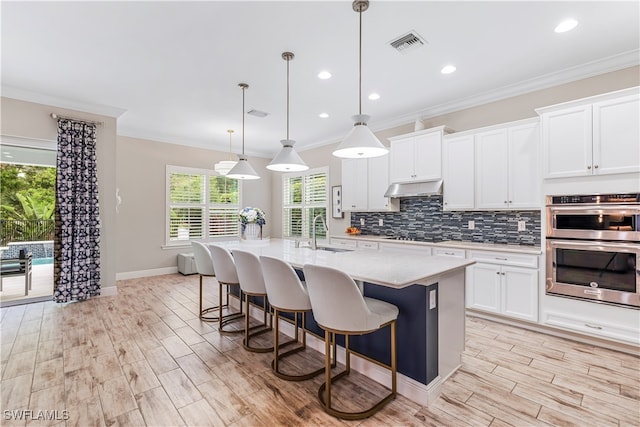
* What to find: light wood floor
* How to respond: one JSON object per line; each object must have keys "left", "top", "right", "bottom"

{"left": 1, "top": 273, "right": 638, "bottom": 426}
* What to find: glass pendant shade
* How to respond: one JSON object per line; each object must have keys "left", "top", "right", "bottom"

{"left": 214, "top": 160, "right": 237, "bottom": 176}
{"left": 267, "top": 139, "right": 308, "bottom": 171}
{"left": 227, "top": 154, "right": 260, "bottom": 180}
{"left": 215, "top": 129, "right": 237, "bottom": 175}
{"left": 333, "top": 114, "right": 388, "bottom": 158}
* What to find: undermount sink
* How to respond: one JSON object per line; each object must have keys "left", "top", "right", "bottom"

{"left": 316, "top": 246, "right": 353, "bottom": 253}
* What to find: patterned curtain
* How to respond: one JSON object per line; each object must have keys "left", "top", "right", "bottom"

{"left": 53, "top": 119, "right": 101, "bottom": 302}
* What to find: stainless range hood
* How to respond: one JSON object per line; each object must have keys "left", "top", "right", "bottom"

{"left": 384, "top": 179, "right": 443, "bottom": 198}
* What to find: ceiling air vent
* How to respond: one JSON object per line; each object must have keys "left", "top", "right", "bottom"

{"left": 247, "top": 109, "right": 269, "bottom": 118}
{"left": 389, "top": 31, "right": 426, "bottom": 54}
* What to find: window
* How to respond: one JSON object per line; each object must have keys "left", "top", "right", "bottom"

{"left": 282, "top": 167, "right": 328, "bottom": 239}
{"left": 166, "top": 165, "right": 240, "bottom": 244}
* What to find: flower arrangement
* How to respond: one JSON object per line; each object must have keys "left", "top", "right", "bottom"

{"left": 239, "top": 207, "right": 266, "bottom": 226}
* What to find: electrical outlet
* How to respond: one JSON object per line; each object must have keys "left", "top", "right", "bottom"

{"left": 360, "top": 218, "right": 365, "bottom": 226}
{"left": 429, "top": 289, "right": 437, "bottom": 309}
{"left": 468, "top": 220, "right": 475, "bottom": 230}
{"left": 517, "top": 220, "right": 526, "bottom": 231}
{"left": 378, "top": 218, "right": 384, "bottom": 226}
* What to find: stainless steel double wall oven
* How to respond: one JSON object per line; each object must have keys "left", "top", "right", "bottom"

{"left": 546, "top": 194, "right": 640, "bottom": 308}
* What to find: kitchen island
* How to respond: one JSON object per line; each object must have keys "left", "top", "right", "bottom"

{"left": 213, "top": 238, "right": 474, "bottom": 405}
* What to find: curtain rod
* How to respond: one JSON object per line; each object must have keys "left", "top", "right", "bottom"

{"left": 50, "top": 113, "right": 104, "bottom": 127}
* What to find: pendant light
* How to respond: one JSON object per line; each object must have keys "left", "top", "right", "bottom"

{"left": 267, "top": 52, "right": 309, "bottom": 172}
{"left": 214, "top": 129, "right": 238, "bottom": 176}
{"left": 227, "top": 83, "right": 260, "bottom": 180}
{"left": 333, "top": 0, "right": 388, "bottom": 159}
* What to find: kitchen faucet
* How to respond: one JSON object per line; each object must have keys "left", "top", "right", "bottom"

{"left": 311, "top": 214, "right": 328, "bottom": 250}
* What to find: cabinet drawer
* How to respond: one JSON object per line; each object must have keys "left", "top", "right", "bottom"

{"left": 544, "top": 311, "right": 640, "bottom": 345}
{"left": 380, "top": 242, "right": 432, "bottom": 255}
{"left": 357, "top": 241, "right": 379, "bottom": 250}
{"left": 330, "top": 238, "right": 358, "bottom": 249}
{"left": 468, "top": 250, "right": 538, "bottom": 268}
{"left": 433, "top": 247, "right": 466, "bottom": 258}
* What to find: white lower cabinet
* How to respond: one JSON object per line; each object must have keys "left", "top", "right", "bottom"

{"left": 466, "top": 250, "right": 539, "bottom": 322}
{"left": 541, "top": 293, "right": 640, "bottom": 345}
{"left": 380, "top": 242, "right": 432, "bottom": 255}
{"left": 329, "top": 238, "right": 358, "bottom": 249}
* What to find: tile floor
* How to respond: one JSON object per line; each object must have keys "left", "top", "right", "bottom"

{"left": 1, "top": 273, "right": 638, "bottom": 426}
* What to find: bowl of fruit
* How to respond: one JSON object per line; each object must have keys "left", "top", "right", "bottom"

{"left": 346, "top": 227, "right": 361, "bottom": 235}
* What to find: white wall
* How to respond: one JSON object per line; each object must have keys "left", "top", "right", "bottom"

{"left": 115, "top": 135, "right": 273, "bottom": 274}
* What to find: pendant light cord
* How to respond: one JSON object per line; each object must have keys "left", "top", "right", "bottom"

{"left": 358, "top": 4, "right": 362, "bottom": 116}
{"left": 286, "top": 55, "right": 290, "bottom": 140}
{"left": 242, "top": 87, "right": 245, "bottom": 155}
{"left": 227, "top": 129, "right": 233, "bottom": 160}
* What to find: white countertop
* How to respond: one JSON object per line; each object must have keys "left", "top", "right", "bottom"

{"left": 211, "top": 239, "right": 474, "bottom": 289}
{"left": 331, "top": 234, "right": 542, "bottom": 255}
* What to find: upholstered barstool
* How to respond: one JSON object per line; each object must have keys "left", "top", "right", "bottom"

{"left": 260, "top": 255, "right": 334, "bottom": 381}
{"left": 303, "top": 264, "right": 399, "bottom": 420}
{"left": 191, "top": 241, "right": 220, "bottom": 321}
{"left": 232, "top": 249, "right": 274, "bottom": 352}
{"left": 208, "top": 244, "right": 244, "bottom": 334}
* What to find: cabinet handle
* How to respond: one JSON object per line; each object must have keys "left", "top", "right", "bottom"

{"left": 496, "top": 272, "right": 501, "bottom": 275}
{"left": 495, "top": 257, "right": 508, "bottom": 261}
{"left": 585, "top": 323, "right": 603, "bottom": 330}
{"left": 594, "top": 165, "right": 599, "bottom": 169}
{"left": 509, "top": 200, "right": 512, "bottom": 203}
{"left": 587, "top": 165, "right": 592, "bottom": 170}
{"left": 504, "top": 201, "right": 508, "bottom": 204}
{"left": 501, "top": 272, "right": 506, "bottom": 276}
{"left": 444, "top": 201, "right": 448, "bottom": 205}
{"left": 444, "top": 252, "right": 454, "bottom": 256}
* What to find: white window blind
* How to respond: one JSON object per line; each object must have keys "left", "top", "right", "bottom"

{"left": 283, "top": 168, "right": 328, "bottom": 239}
{"left": 166, "top": 166, "right": 240, "bottom": 244}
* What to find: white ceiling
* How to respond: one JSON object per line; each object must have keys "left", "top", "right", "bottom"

{"left": 2, "top": 1, "right": 638, "bottom": 158}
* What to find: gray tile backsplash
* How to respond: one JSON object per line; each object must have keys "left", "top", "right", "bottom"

{"left": 350, "top": 196, "right": 541, "bottom": 246}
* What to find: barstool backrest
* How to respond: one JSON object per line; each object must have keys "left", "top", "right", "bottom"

{"left": 192, "top": 241, "right": 215, "bottom": 276}
{"left": 232, "top": 249, "right": 266, "bottom": 294}
{"left": 208, "top": 245, "right": 239, "bottom": 284}
{"left": 303, "top": 264, "right": 374, "bottom": 332}
{"left": 260, "top": 256, "right": 311, "bottom": 311}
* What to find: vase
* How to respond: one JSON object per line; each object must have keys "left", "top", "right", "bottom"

{"left": 243, "top": 223, "right": 262, "bottom": 240}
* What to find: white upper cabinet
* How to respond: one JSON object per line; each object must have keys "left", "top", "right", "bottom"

{"left": 388, "top": 126, "right": 451, "bottom": 183}
{"left": 341, "top": 156, "right": 399, "bottom": 212}
{"left": 442, "top": 134, "right": 475, "bottom": 210}
{"left": 475, "top": 121, "right": 539, "bottom": 210}
{"left": 537, "top": 87, "right": 640, "bottom": 178}
{"left": 341, "top": 158, "right": 368, "bottom": 211}
{"left": 593, "top": 94, "right": 640, "bottom": 175}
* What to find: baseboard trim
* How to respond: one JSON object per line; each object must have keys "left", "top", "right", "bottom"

{"left": 99, "top": 286, "right": 118, "bottom": 297}
{"left": 116, "top": 267, "right": 178, "bottom": 281}
{"left": 466, "top": 310, "right": 640, "bottom": 357}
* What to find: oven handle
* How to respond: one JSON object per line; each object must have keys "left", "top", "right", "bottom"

{"left": 547, "top": 205, "right": 640, "bottom": 215}
{"left": 547, "top": 239, "right": 640, "bottom": 253}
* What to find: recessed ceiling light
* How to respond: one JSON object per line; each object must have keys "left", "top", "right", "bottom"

{"left": 368, "top": 93, "right": 380, "bottom": 100}
{"left": 555, "top": 19, "right": 578, "bottom": 33}
{"left": 441, "top": 65, "right": 457, "bottom": 74}
{"left": 319, "top": 113, "right": 329, "bottom": 118}
{"left": 317, "top": 71, "right": 332, "bottom": 80}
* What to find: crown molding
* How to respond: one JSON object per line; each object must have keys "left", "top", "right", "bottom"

{"left": 369, "top": 49, "right": 640, "bottom": 133}
{"left": 1, "top": 86, "right": 127, "bottom": 118}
